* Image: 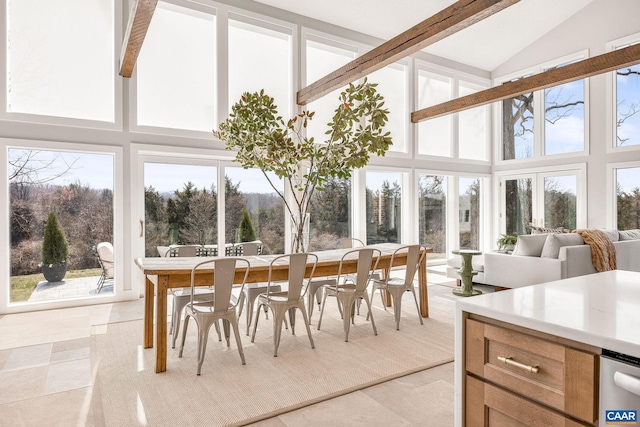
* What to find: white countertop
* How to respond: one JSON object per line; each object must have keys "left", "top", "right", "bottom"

{"left": 456, "top": 270, "right": 640, "bottom": 358}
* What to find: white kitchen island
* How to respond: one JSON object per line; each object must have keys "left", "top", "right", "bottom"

{"left": 455, "top": 270, "right": 640, "bottom": 426}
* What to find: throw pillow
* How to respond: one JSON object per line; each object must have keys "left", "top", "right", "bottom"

{"left": 619, "top": 229, "right": 640, "bottom": 240}
{"left": 599, "top": 229, "right": 620, "bottom": 242}
{"left": 512, "top": 234, "right": 548, "bottom": 257}
{"left": 530, "top": 226, "right": 566, "bottom": 234}
{"left": 540, "top": 233, "right": 585, "bottom": 259}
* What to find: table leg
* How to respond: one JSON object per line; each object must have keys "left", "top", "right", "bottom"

{"left": 418, "top": 254, "right": 429, "bottom": 318}
{"left": 155, "top": 275, "right": 169, "bottom": 373}
{"left": 144, "top": 276, "right": 154, "bottom": 349}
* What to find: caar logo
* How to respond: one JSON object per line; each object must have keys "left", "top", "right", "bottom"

{"left": 606, "top": 410, "right": 638, "bottom": 425}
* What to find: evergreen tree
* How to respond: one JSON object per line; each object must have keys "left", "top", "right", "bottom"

{"left": 42, "top": 211, "right": 69, "bottom": 266}
{"left": 236, "top": 209, "right": 256, "bottom": 242}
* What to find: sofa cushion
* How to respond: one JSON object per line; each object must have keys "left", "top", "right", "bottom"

{"left": 540, "top": 233, "right": 584, "bottom": 259}
{"left": 599, "top": 229, "right": 620, "bottom": 242}
{"left": 512, "top": 234, "right": 548, "bottom": 257}
{"left": 619, "top": 229, "right": 640, "bottom": 240}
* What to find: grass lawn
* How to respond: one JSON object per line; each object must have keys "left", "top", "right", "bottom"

{"left": 10, "top": 268, "right": 102, "bottom": 302}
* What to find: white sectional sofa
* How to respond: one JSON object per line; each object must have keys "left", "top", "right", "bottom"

{"left": 482, "top": 229, "right": 640, "bottom": 288}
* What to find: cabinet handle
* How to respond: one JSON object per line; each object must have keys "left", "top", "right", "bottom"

{"left": 497, "top": 356, "right": 539, "bottom": 373}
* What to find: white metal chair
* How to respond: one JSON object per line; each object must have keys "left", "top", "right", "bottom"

{"left": 94, "top": 242, "right": 114, "bottom": 293}
{"left": 307, "top": 237, "right": 368, "bottom": 322}
{"left": 178, "top": 257, "right": 250, "bottom": 375}
{"left": 166, "top": 245, "right": 217, "bottom": 348}
{"left": 369, "top": 245, "right": 426, "bottom": 330}
{"left": 235, "top": 241, "right": 280, "bottom": 335}
{"left": 317, "top": 247, "right": 381, "bottom": 342}
{"left": 251, "top": 253, "right": 318, "bottom": 356}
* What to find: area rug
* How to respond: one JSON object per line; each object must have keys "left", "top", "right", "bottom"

{"left": 90, "top": 304, "right": 454, "bottom": 426}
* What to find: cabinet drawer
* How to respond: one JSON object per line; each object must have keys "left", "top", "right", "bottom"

{"left": 465, "top": 317, "right": 598, "bottom": 423}
{"left": 466, "top": 375, "right": 591, "bottom": 426}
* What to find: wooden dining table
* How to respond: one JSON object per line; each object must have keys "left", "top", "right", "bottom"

{"left": 135, "top": 243, "right": 432, "bottom": 373}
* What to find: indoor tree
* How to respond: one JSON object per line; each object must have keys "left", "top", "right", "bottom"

{"left": 213, "top": 79, "right": 392, "bottom": 252}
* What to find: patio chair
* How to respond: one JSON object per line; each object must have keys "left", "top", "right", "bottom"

{"left": 317, "top": 247, "right": 381, "bottom": 342}
{"left": 369, "top": 245, "right": 426, "bottom": 330}
{"left": 166, "top": 245, "right": 217, "bottom": 348}
{"left": 178, "top": 257, "right": 250, "bottom": 375}
{"left": 94, "top": 242, "right": 114, "bottom": 293}
{"left": 166, "top": 244, "right": 201, "bottom": 257}
{"left": 251, "top": 253, "right": 318, "bottom": 357}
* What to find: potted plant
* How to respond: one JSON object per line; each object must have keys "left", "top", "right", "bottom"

{"left": 497, "top": 234, "right": 517, "bottom": 252}
{"left": 41, "top": 211, "right": 69, "bottom": 282}
{"left": 214, "top": 79, "right": 392, "bottom": 252}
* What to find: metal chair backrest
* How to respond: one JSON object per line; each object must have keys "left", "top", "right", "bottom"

{"left": 96, "top": 242, "right": 114, "bottom": 279}
{"left": 239, "top": 242, "right": 260, "bottom": 256}
{"left": 390, "top": 245, "right": 426, "bottom": 286}
{"left": 167, "top": 245, "right": 200, "bottom": 257}
{"left": 341, "top": 237, "right": 364, "bottom": 248}
{"left": 337, "top": 247, "right": 381, "bottom": 292}
{"left": 267, "top": 253, "right": 318, "bottom": 302}
{"left": 190, "top": 257, "right": 250, "bottom": 313}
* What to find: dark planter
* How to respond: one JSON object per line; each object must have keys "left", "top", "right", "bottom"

{"left": 42, "top": 264, "right": 67, "bottom": 282}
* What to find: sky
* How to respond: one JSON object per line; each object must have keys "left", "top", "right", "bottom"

{"left": 8, "top": 149, "right": 114, "bottom": 190}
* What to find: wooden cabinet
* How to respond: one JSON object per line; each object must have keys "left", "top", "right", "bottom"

{"left": 464, "top": 314, "right": 599, "bottom": 426}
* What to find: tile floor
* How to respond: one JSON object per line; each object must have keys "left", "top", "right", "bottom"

{"left": 0, "top": 268, "right": 480, "bottom": 426}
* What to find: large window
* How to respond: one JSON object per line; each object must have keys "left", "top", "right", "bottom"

{"left": 459, "top": 178, "right": 481, "bottom": 250}
{"left": 502, "top": 82, "right": 534, "bottom": 160}
{"left": 6, "top": 0, "right": 114, "bottom": 121}
{"left": 9, "top": 149, "right": 115, "bottom": 303}
{"left": 418, "top": 175, "right": 447, "bottom": 259}
{"left": 500, "top": 54, "right": 587, "bottom": 161}
{"left": 369, "top": 62, "right": 408, "bottom": 152}
{"left": 136, "top": 2, "right": 216, "bottom": 132}
{"left": 615, "top": 166, "right": 640, "bottom": 230}
{"left": 615, "top": 63, "right": 640, "bottom": 147}
{"left": 417, "top": 69, "right": 452, "bottom": 157}
{"left": 500, "top": 168, "right": 583, "bottom": 236}
{"left": 309, "top": 177, "right": 351, "bottom": 251}
{"left": 612, "top": 37, "right": 640, "bottom": 148}
{"left": 144, "top": 163, "right": 218, "bottom": 256}
{"left": 459, "top": 81, "right": 488, "bottom": 161}
{"left": 228, "top": 16, "right": 292, "bottom": 118}
{"left": 224, "top": 167, "right": 284, "bottom": 254}
{"left": 305, "top": 36, "right": 357, "bottom": 144}
{"left": 544, "top": 64, "right": 585, "bottom": 155}
{"left": 366, "top": 171, "right": 402, "bottom": 244}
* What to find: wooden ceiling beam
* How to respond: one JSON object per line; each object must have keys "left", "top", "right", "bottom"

{"left": 411, "top": 43, "right": 640, "bottom": 123}
{"left": 119, "top": 0, "right": 158, "bottom": 78}
{"left": 296, "top": 0, "right": 520, "bottom": 106}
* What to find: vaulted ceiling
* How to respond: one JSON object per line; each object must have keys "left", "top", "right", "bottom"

{"left": 253, "top": 0, "right": 596, "bottom": 71}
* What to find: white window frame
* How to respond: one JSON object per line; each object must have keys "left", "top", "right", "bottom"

{"left": 606, "top": 32, "right": 640, "bottom": 153}
{"left": 0, "top": 0, "right": 123, "bottom": 130}
{"left": 1, "top": 138, "right": 125, "bottom": 314}
{"left": 415, "top": 169, "right": 491, "bottom": 262}
{"left": 494, "top": 50, "right": 590, "bottom": 164}
{"left": 414, "top": 60, "right": 491, "bottom": 164}
{"left": 494, "top": 163, "right": 587, "bottom": 240}
{"left": 607, "top": 160, "right": 640, "bottom": 229}
{"left": 128, "top": 0, "right": 219, "bottom": 140}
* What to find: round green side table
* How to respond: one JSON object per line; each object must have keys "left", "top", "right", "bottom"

{"left": 452, "top": 249, "right": 483, "bottom": 297}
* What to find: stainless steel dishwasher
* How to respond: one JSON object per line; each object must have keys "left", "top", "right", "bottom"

{"left": 600, "top": 349, "right": 640, "bottom": 426}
